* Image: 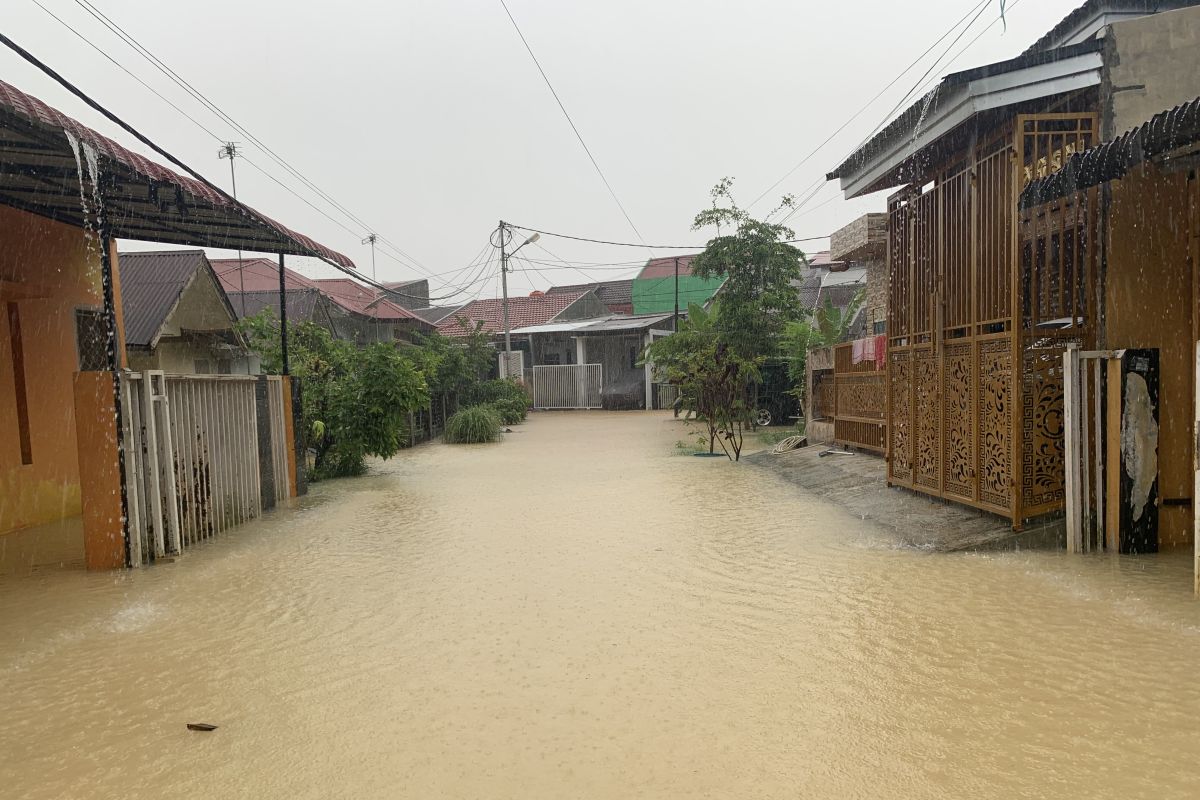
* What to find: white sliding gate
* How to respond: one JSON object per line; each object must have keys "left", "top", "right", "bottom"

{"left": 531, "top": 364, "right": 602, "bottom": 409}
{"left": 1062, "top": 345, "right": 1123, "bottom": 555}
{"left": 121, "top": 371, "right": 284, "bottom": 566}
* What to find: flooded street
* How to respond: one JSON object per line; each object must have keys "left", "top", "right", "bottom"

{"left": 2, "top": 411, "right": 1199, "bottom": 799}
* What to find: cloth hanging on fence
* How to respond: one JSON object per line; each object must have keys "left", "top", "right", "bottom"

{"left": 851, "top": 337, "right": 868, "bottom": 365}
{"left": 850, "top": 335, "right": 887, "bottom": 368}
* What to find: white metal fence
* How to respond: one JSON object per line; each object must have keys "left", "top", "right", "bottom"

{"left": 121, "top": 371, "right": 284, "bottom": 566}
{"left": 531, "top": 364, "right": 602, "bottom": 409}
{"left": 654, "top": 383, "right": 680, "bottom": 410}
{"left": 498, "top": 350, "right": 525, "bottom": 382}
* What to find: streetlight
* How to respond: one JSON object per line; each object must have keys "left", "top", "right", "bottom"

{"left": 497, "top": 222, "right": 540, "bottom": 354}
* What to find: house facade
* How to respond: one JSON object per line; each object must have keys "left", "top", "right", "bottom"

{"left": 119, "top": 250, "right": 255, "bottom": 374}
{"left": 1020, "top": 94, "right": 1200, "bottom": 575}
{"left": 630, "top": 255, "right": 723, "bottom": 315}
{"left": 511, "top": 313, "right": 675, "bottom": 410}
{"left": 0, "top": 77, "right": 337, "bottom": 572}
{"left": 214, "top": 258, "right": 432, "bottom": 343}
{"left": 826, "top": 0, "right": 1200, "bottom": 532}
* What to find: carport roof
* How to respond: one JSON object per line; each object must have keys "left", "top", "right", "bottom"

{"left": 511, "top": 313, "right": 674, "bottom": 335}
{"left": 0, "top": 78, "right": 355, "bottom": 268}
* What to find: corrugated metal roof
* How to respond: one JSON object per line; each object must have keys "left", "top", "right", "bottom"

{"left": 575, "top": 313, "right": 674, "bottom": 332}
{"left": 0, "top": 80, "right": 354, "bottom": 268}
{"left": 1022, "top": 0, "right": 1200, "bottom": 56}
{"left": 118, "top": 249, "right": 235, "bottom": 347}
{"left": 212, "top": 257, "right": 318, "bottom": 292}
{"left": 225, "top": 288, "right": 323, "bottom": 323}
{"left": 826, "top": 39, "right": 1105, "bottom": 185}
{"left": 437, "top": 292, "right": 588, "bottom": 336}
{"left": 1020, "top": 94, "right": 1200, "bottom": 208}
{"left": 511, "top": 313, "right": 674, "bottom": 335}
{"left": 547, "top": 279, "right": 634, "bottom": 311}
{"left": 411, "top": 304, "right": 468, "bottom": 325}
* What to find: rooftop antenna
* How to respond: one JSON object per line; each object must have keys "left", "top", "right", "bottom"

{"left": 362, "top": 233, "right": 378, "bottom": 280}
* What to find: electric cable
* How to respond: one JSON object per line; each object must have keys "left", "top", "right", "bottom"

{"left": 498, "top": 0, "right": 651, "bottom": 253}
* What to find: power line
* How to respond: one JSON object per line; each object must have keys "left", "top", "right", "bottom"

{"left": 748, "top": 0, "right": 993, "bottom": 209}
{"left": 64, "top": 0, "right": 434, "bottom": 277}
{"left": 774, "top": 0, "right": 1014, "bottom": 227}
{"left": 497, "top": 0, "right": 651, "bottom": 253}
{"left": 29, "top": 0, "right": 511, "bottom": 300}
{"left": 507, "top": 222, "right": 828, "bottom": 250}
{"left": 0, "top": 28, "right": 511, "bottom": 313}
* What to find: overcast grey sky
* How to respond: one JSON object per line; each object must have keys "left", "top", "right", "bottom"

{"left": 5, "top": 0, "right": 1082, "bottom": 302}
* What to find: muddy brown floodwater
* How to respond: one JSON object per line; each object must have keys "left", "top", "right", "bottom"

{"left": 2, "top": 412, "right": 1199, "bottom": 798}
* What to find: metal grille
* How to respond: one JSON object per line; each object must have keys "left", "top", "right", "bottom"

{"left": 531, "top": 364, "right": 602, "bottom": 409}
{"left": 121, "top": 371, "right": 266, "bottom": 565}
{"left": 75, "top": 308, "right": 108, "bottom": 371}
{"left": 885, "top": 113, "right": 1097, "bottom": 524}
{"left": 832, "top": 339, "right": 886, "bottom": 453}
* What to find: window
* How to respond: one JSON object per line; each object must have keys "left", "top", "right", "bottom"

{"left": 217, "top": 359, "right": 232, "bottom": 375}
{"left": 75, "top": 309, "right": 108, "bottom": 371}
{"left": 194, "top": 359, "right": 211, "bottom": 374}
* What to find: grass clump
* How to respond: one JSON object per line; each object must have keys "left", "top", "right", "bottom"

{"left": 444, "top": 405, "right": 503, "bottom": 444}
{"left": 463, "top": 378, "right": 528, "bottom": 423}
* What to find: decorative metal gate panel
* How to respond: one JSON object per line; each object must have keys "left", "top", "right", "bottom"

{"left": 832, "top": 339, "right": 886, "bottom": 453}
{"left": 531, "top": 364, "right": 602, "bottom": 409}
{"left": 885, "top": 112, "right": 1097, "bottom": 525}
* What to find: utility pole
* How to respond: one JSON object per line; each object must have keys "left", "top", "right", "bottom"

{"left": 499, "top": 220, "right": 512, "bottom": 353}
{"left": 218, "top": 143, "right": 245, "bottom": 316}
{"left": 362, "top": 233, "right": 378, "bottom": 280}
{"left": 673, "top": 255, "right": 680, "bottom": 332}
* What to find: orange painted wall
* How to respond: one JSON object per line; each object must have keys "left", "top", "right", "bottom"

{"left": 73, "top": 370, "right": 125, "bottom": 569}
{"left": 0, "top": 204, "right": 125, "bottom": 538}
{"left": 1105, "top": 165, "right": 1194, "bottom": 549}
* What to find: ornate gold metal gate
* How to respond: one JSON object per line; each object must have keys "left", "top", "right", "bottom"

{"left": 833, "top": 339, "right": 886, "bottom": 453}
{"left": 885, "top": 113, "right": 1098, "bottom": 525}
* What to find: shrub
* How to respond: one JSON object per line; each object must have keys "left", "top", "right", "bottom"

{"left": 488, "top": 397, "right": 527, "bottom": 426}
{"left": 463, "top": 378, "right": 528, "bottom": 422}
{"left": 444, "top": 406, "right": 502, "bottom": 444}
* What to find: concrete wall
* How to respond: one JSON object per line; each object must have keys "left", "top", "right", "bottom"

{"left": 862, "top": 259, "right": 888, "bottom": 334}
{"left": 1104, "top": 162, "right": 1195, "bottom": 549}
{"left": 0, "top": 205, "right": 108, "bottom": 538}
{"left": 1103, "top": 5, "right": 1200, "bottom": 138}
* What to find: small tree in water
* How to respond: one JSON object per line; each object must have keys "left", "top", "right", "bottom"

{"left": 648, "top": 179, "right": 804, "bottom": 461}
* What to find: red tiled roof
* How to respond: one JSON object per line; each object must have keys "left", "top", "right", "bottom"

{"left": 0, "top": 79, "right": 355, "bottom": 269}
{"left": 213, "top": 259, "right": 424, "bottom": 324}
{"left": 313, "top": 278, "right": 420, "bottom": 322}
{"left": 437, "top": 292, "right": 587, "bottom": 336}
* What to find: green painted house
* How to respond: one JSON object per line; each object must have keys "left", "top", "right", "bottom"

{"left": 630, "top": 255, "right": 725, "bottom": 315}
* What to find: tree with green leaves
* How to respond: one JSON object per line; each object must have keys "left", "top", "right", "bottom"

{"left": 646, "top": 302, "right": 759, "bottom": 460}
{"left": 690, "top": 177, "right": 806, "bottom": 362}
{"left": 238, "top": 310, "right": 428, "bottom": 479}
